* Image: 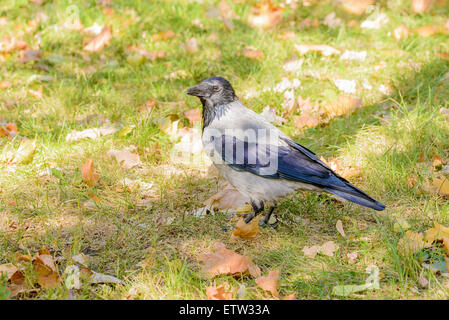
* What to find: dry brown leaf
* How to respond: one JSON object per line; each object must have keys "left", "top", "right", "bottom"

{"left": 241, "top": 46, "right": 265, "bottom": 60}
{"left": 322, "top": 95, "right": 362, "bottom": 117}
{"left": 432, "top": 155, "right": 444, "bottom": 168}
{"left": 294, "top": 43, "right": 341, "bottom": 57}
{"left": 255, "top": 270, "right": 279, "bottom": 298}
{"left": 184, "top": 38, "right": 199, "bottom": 54}
{"left": 0, "top": 263, "right": 21, "bottom": 280}
{"left": 398, "top": 230, "right": 426, "bottom": 254}
{"left": 425, "top": 221, "right": 449, "bottom": 244}
{"left": 81, "top": 158, "right": 98, "bottom": 187}
{"left": 412, "top": 0, "right": 433, "bottom": 13}
{"left": 302, "top": 241, "right": 338, "bottom": 258}
{"left": 302, "top": 245, "right": 321, "bottom": 258}
{"left": 293, "top": 112, "right": 320, "bottom": 129}
{"left": 231, "top": 217, "right": 259, "bottom": 239}
{"left": 336, "top": 220, "right": 346, "bottom": 238}
{"left": 107, "top": 149, "right": 142, "bottom": 170}
{"left": 203, "top": 184, "right": 250, "bottom": 211}
{"left": 151, "top": 30, "right": 175, "bottom": 42}
{"left": 28, "top": 87, "right": 42, "bottom": 99}
{"left": 340, "top": 0, "right": 374, "bottom": 15}
{"left": 247, "top": 0, "right": 284, "bottom": 29}
{"left": 206, "top": 283, "right": 233, "bottom": 300}
{"left": 198, "top": 243, "right": 261, "bottom": 278}
{"left": 393, "top": 24, "right": 410, "bottom": 41}
{"left": 33, "top": 249, "right": 60, "bottom": 289}
{"left": 320, "top": 241, "right": 338, "bottom": 256}
{"left": 83, "top": 25, "right": 112, "bottom": 52}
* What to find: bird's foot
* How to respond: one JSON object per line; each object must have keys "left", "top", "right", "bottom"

{"left": 258, "top": 214, "right": 279, "bottom": 229}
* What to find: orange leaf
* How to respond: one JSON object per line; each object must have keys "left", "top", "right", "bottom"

{"left": 247, "top": 0, "right": 284, "bottom": 29}
{"left": 83, "top": 25, "right": 112, "bottom": 52}
{"left": 436, "top": 52, "right": 449, "bottom": 61}
{"left": 282, "top": 293, "right": 296, "bottom": 300}
{"left": 241, "top": 46, "right": 265, "bottom": 60}
{"left": 340, "top": 0, "right": 374, "bottom": 15}
{"left": 206, "top": 283, "right": 233, "bottom": 300}
{"left": 393, "top": 24, "right": 410, "bottom": 41}
{"left": 412, "top": 0, "right": 433, "bottom": 13}
{"left": 293, "top": 112, "right": 320, "bottom": 129}
{"left": 322, "top": 95, "right": 362, "bottom": 117}
{"left": 231, "top": 217, "right": 259, "bottom": 239}
{"left": 81, "top": 158, "right": 98, "bottom": 186}
{"left": 151, "top": 30, "right": 175, "bottom": 42}
{"left": 198, "top": 243, "right": 261, "bottom": 278}
{"left": 203, "top": 184, "right": 250, "bottom": 211}
{"left": 255, "top": 270, "right": 280, "bottom": 298}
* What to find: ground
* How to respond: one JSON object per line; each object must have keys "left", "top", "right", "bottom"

{"left": 1, "top": 0, "right": 449, "bottom": 299}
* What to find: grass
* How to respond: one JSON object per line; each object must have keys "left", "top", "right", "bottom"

{"left": 1, "top": 0, "right": 449, "bottom": 299}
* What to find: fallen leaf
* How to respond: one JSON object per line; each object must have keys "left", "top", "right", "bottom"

{"left": 28, "top": 87, "right": 42, "bottom": 99}
{"left": 412, "top": 0, "right": 433, "bottom": 13}
{"left": 151, "top": 30, "right": 175, "bottom": 42}
{"left": 393, "top": 24, "right": 410, "bottom": 41}
{"left": 415, "top": 25, "right": 444, "bottom": 37}
{"left": 336, "top": 220, "right": 346, "bottom": 238}
{"left": 436, "top": 52, "right": 449, "bottom": 61}
{"left": 33, "top": 249, "right": 60, "bottom": 289}
{"left": 206, "top": 283, "right": 233, "bottom": 300}
{"left": 107, "top": 149, "right": 143, "bottom": 170}
{"left": 276, "top": 31, "right": 295, "bottom": 40}
{"left": 432, "top": 176, "right": 449, "bottom": 197}
{"left": 407, "top": 174, "right": 418, "bottom": 188}
{"left": 340, "top": 0, "right": 374, "bottom": 15}
{"left": 282, "top": 293, "right": 296, "bottom": 300}
{"left": 183, "top": 38, "right": 199, "bottom": 54}
{"left": 81, "top": 158, "right": 98, "bottom": 187}
{"left": 417, "top": 275, "right": 429, "bottom": 288}
{"left": 293, "top": 112, "right": 320, "bottom": 129}
{"left": 66, "top": 125, "right": 118, "bottom": 142}
{"left": 231, "top": 217, "right": 259, "bottom": 239}
{"left": 322, "top": 95, "right": 362, "bottom": 117}
{"left": 294, "top": 43, "right": 340, "bottom": 57}
{"left": 203, "top": 184, "right": 250, "bottom": 211}
{"left": 398, "top": 230, "right": 426, "bottom": 254}
{"left": 0, "top": 122, "right": 18, "bottom": 138}
{"left": 0, "top": 37, "right": 28, "bottom": 53}
{"left": 241, "top": 46, "right": 265, "bottom": 60}
{"left": 255, "top": 270, "right": 279, "bottom": 298}
{"left": 425, "top": 221, "right": 449, "bottom": 244}
{"left": 247, "top": 0, "right": 284, "bottom": 29}
{"left": 83, "top": 25, "right": 112, "bottom": 52}
{"left": 302, "top": 241, "right": 338, "bottom": 258}
{"left": 198, "top": 243, "right": 261, "bottom": 278}
{"left": 360, "top": 13, "right": 389, "bottom": 29}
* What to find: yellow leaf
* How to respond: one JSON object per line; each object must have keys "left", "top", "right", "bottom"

{"left": 432, "top": 176, "right": 449, "bottom": 196}
{"left": 425, "top": 221, "right": 449, "bottom": 244}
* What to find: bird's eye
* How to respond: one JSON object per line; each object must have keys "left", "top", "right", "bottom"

{"left": 212, "top": 85, "right": 220, "bottom": 92}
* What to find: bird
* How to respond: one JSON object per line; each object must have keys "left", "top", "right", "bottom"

{"left": 186, "top": 76, "right": 385, "bottom": 226}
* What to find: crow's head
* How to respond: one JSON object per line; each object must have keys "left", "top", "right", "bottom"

{"left": 186, "top": 76, "right": 236, "bottom": 107}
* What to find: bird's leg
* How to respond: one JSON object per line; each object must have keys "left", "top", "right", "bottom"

{"left": 245, "top": 200, "right": 264, "bottom": 224}
{"left": 259, "top": 205, "right": 277, "bottom": 227}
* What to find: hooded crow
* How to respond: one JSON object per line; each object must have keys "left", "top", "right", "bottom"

{"left": 187, "top": 76, "right": 385, "bottom": 225}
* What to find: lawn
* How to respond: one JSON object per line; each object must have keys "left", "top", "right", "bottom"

{"left": 1, "top": 0, "right": 449, "bottom": 300}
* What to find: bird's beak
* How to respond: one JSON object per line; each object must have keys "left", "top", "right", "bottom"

{"left": 186, "top": 85, "right": 203, "bottom": 97}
